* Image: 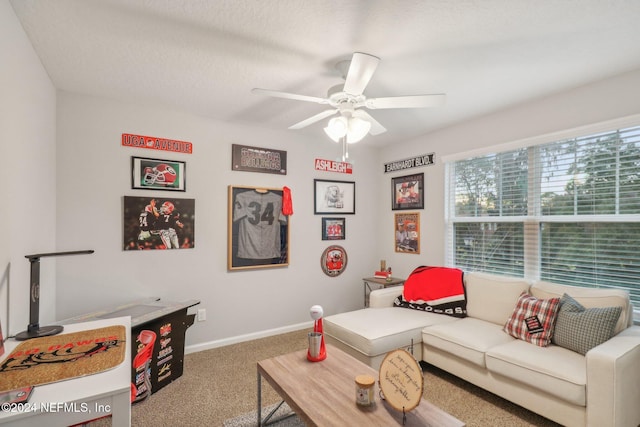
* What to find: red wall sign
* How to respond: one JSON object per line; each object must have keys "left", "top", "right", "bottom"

{"left": 314, "top": 158, "right": 353, "bottom": 174}
{"left": 122, "top": 133, "right": 193, "bottom": 154}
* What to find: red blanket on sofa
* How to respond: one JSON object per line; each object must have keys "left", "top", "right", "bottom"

{"left": 393, "top": 266, "right": 467, "bottom": 318}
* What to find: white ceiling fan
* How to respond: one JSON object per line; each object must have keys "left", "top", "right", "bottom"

{"left": 252, "top": 52, "right": 446, "bottom": 143}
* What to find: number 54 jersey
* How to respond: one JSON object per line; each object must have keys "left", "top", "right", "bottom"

{"left": 233, "top": 191, "right": 287, "bottom": 259}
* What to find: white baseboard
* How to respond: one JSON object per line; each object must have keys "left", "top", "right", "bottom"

{"left": 185, "top": 320, "right": 313, "bottom": 355}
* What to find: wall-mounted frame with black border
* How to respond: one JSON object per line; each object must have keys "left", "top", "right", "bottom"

{"left": 228, "top": 185, "right": 289, "bottom": 271}
{"left": 131, "top": 156, "right": 186, "bottom": 191}
{"left": 231, "top": 144, "right": 287, "bottom": 175}
{"left": 391, "top": 173, "right": 424, "bottom": 210}
{"left": 314, "top": 179, "right": 355, "bottom": 214}
{"left": 321, "top": 217, "right": 345, "bottom": 240}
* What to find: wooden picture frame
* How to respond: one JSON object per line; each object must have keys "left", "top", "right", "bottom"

{"left": 394, "top": 212, "right": 420, "bottom": 254}
{"left": 131, "top": 156, "right": 186, "bottom": 191}
{"left": 314, "top": 179, "right": 355, "bottom": 214}
{"left": 391, "top": 173, "right": 424, "bottom": 210}
{"left": 321, "top": 217, "right": 345, "bottom": 240}
{"left": 228, "top": 185, "right": 290, "bottom": 270}
{"left": 320, "top": 245, "right": 348, "bottom": 277}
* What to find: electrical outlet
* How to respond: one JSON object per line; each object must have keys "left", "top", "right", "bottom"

{"left": 197, "top": 308, "right": 206, "bottom": 322}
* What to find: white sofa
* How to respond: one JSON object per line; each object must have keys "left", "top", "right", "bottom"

{"left": 324, "top": 272, "right": 640, "bottom": 427}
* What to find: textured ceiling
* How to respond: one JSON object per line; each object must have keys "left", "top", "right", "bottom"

{"left": 9, "top": 0, "right": 640, "bottom": 147}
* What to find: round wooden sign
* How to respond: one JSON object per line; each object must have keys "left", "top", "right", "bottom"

{"left": 378, "top": 349, "right": 423, "bottom": 412}
{"left": 320, "top": 245, "right": 347, "bottom": 277}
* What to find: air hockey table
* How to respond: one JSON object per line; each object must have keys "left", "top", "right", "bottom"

{"left": 62, "top": 298, "right": 200, "bottom": 402}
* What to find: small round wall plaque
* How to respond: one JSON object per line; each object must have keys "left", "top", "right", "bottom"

{"left": 378, "top": 349, "right": 423, "bottom": 412}
{"left": 320, "top": 245, "right": 347, "bottom": 277}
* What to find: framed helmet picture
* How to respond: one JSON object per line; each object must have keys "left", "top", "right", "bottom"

{"left": 321, "top": 245, "right": 347, "bottom": 277}
{"left": 132, "top": 156, "right": 186, "bottom": 192}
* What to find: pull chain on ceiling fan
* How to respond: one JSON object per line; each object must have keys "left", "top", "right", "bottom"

{"left": 252, "top": 52, "right": 446, "bottom": 143}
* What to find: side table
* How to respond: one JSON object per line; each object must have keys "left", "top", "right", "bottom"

{"left": 362, "top": 276, "right": 405, "bottom": 307}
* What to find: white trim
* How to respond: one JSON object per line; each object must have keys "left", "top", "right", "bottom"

{"left": 184, "top": 320, "right": 312, "bottom": 354}
{"left": 442, "top": 113, "right": 640, "bottom": 163}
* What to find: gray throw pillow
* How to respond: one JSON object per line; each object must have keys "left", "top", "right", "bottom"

{"left": 552, "top": 293, "right": 622, "bottom": 355}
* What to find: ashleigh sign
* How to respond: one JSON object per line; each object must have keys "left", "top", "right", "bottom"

{"left": 314, "top": 158, "right": 353, "bottom": 174}
{"left": 122, "top": 133, "right": 193, "bottom": 154}
{"left": 384, "top": 153, "right": 435, "bottom": 173}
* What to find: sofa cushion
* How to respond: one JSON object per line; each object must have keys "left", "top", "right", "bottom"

{"left": 464, "top": 272, "right": 531, "bottom": 325}
{"left": 324, "top": 307, "right": 458, "bottom": 358}
{"left": 530, "top": 280, "right": 630, "bottom": 334}
{"left": 552, "top": 293, "right": 622, "bottom": 355}
{"left": 422, "top": 318, "right": 515, "bottom": 367}
{"left": 486, "top": 340, "right": 586, "bottom": 406}
{"left": 395, "top": 266, "right": 467, "bottom": 318}
{"left": 503, "top": 292, "right": 560, "bottom": 347}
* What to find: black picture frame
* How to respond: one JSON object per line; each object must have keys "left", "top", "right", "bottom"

{"left": 131, "top": 156, "right": 186, "bottom": 192}
{"left": 123, "top": 196, "right": 195, "bottom": 250}
{"left": 314, "top": 179, "right": 355, "bottom": 214}
{"left": 391, "top": 173, "right": 424, "bottom": 210}
{"left": 228, "top": 185, "right": 290, "bottom": 271}
{"left": 321, "top": 217, "right": 346, "bottom": 240}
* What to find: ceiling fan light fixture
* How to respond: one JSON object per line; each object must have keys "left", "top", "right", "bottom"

{"left": 324, "top": 116, "right": 349, "bottom": 142}
{"left": 346, "top": 116, "right": 371, "bottom": 143}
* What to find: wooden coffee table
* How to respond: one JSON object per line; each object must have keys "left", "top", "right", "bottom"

{"left": 257, "top": 344, "right": 464, "bottom": 426}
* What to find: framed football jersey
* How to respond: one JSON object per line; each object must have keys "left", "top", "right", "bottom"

{"left": 228, "top": 185, "right": 290, "bottom": 270}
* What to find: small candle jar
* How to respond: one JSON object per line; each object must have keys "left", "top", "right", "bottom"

{"left": 355, "top": 374, "right": 375, "bottom": 406}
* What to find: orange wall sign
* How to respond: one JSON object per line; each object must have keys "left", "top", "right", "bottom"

{"left": 314, "top": 158, "right": 352, "bottom": 174}
{"left": 122, "top": 133, "right": 193, "bottom": 154}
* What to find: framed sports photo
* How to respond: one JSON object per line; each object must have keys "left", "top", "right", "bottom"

{"left": 123, "top": 196, "right": 195, "bottom": 250}
{"left": 394, "top": 212, "right": 420, "bottom": 254}
{"left": 228, "top": 185, "right": 290, "bottom": 271}
{"left": 131, "top": 156, "right": 186, "bottom": 191}
{"left": 391, "top": 173, "right": 424, "bottom": 210}
{"left": 314, "top": 179, "right": 355, "bottom": 214}
{"left": 321, "top": 217, "right": 345, "bottom": 240}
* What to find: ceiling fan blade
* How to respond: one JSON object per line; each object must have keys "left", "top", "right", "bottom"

{"left": 288, "top": 109, "right": 338, "bottom": 130}
{"left": 252, "top": 88, "right": 328, "bottom": 104}
{"left": 343, "top": 52, "right": 380, "bottom": 96}
{"left": 365, "top": 94, "right": 446, "bottom": 109}
{"left": 354, "top": 110, "right": 387, "bottom": 135}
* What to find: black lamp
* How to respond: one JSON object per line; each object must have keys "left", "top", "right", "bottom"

{"left": 15, "top": 250, "right": 94, "bottom": 341}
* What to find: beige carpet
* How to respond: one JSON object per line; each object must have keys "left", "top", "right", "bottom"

{"left": 87, "top": 328, "right": 561, "bottom": 426}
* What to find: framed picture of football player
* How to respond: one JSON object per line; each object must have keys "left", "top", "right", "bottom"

{"left": 131, "top": 156, "right": 186, "bottom": 191}
{"left": 391, "top": 173, "right": 424, "bottom": 210}
{"left": 314, "top": 179, "right": 355, "bottom": 214}
{"left": 321, "top": 217, "right": 345, "bottom": 240}
{"left": 123, "top": 196, "right": 195, "bottom": 250}
{"left": 394, "top": 212, "right": 420, "bottom": 254}
{"left": 228, "top": 185, "right": 290, "bottom": 271}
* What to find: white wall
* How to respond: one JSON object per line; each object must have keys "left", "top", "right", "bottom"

{"left": 1, "top": 0, "right": 57, "bottom": 336}
{"left": 6, "top": 0, "right": 640, "bottom": 351}
{"left": 377, "top": 68, "right": 640, "bottom": 279}
{"left": 55, "top": 92, "right": 379, "bottom": 349}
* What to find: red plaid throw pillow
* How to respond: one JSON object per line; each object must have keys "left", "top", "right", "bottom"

{"left": 503, "top": 292, "right": 560, "bottom": 347}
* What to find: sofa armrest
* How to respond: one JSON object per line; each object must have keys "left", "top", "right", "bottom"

{"left": 369, "top": 286, "right": 404, "bottom": 308}
{"left": 586, "top": 326, "right": 640, "bottom": 427}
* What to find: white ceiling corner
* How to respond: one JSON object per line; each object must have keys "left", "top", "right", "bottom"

{"left": 9, "top": 0, "right": 640, "bottom": 147}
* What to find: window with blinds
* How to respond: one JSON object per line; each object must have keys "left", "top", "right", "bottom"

{"left": 446, "top": 125, "right": 640, "bottom": 306}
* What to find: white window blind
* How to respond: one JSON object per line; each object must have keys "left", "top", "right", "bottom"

{"left": 446, "top": 125, "right": 640, "bottom": 306}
